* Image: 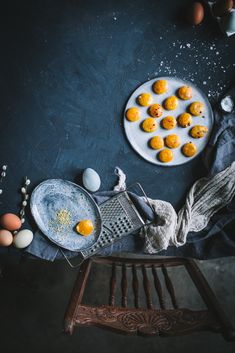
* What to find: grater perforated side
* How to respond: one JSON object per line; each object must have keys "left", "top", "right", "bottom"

{"left": 81, "top": 191, "right": 145, "bottom": 258}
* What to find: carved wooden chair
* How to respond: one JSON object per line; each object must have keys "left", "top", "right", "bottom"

{"left": 64, "top": 256, "right": 235, "bottom": 340}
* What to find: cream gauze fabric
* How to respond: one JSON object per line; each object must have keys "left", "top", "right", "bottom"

{"left": 114, "top": 162, "right": 235, "bottom": 254}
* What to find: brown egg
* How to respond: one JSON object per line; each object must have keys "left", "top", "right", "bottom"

{"left": 0, "top": 213, "right": 22, "bottom": 231}
{"left": 0, "top": 229, "right": 13, "bottom": 246}
{"left": 188, "top": 2, "right": 205, "bottom": 25}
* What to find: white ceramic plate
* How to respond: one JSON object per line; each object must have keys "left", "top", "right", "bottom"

{"left": 123, "top": 76, "right": 214, "bottom": 166}
{"left": 30, "top": 179, "right": 102, "bottom": 251}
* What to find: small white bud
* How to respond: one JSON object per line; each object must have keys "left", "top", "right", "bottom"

{"left": 22, "top": 201, "right": 27, "bottom": 206}
{"left": 25, "top": 179, "right": 31, "bottom": 185}
{"left": 21, "top": 187, "right": 26, "bottom": 194}
{"left": 25, "top": 194, "right": 29, "bottom": 200}
{"left": 2, "top": 165, "right": 7, "bottom": 170}
{"left": 21, "top": 218, "right": 25, "bottom": 224}
{"left": 1, "top": 171, "right": 6, "bottom": 177}
{"left": 0, "top": 189, "right": 2, "bottom": 194}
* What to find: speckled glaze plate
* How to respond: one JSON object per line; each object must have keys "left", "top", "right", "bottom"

{"left": 30, "top": 179, "right": 102, "bottom": 251}
{"left": 124, "top": 76, "right": 214, "bottom": 166}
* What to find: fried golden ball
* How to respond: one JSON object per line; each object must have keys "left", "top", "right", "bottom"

{"left": 164, "top": 134, "right": 181, "bottom": 149}
{"left": 189, "top": 101, "right": 204, "bottom": 116}
{"left": 148, "top": 103, "right": 163, "bottom": 118}
{"left": 152, "top": 79, "right": 168, "bottom": 94}
{"left": 161, "top": 116, "right": 177, "bottom": 130}
{"left": 149, "top": 136, "right": 164, "bottom": 150}
{"left": 190, "top": 125, "right": 208, "bottom": 138}
{"left": 177, "top": 112, "right": 192, "bottom": 128}
{"left": 126, "top": 107, "right": 140, "bottom": 122}
{"left": 158, "top": 149, "right": 174, "bottom": 163}
{"left": 178, "top": 86, "right": 193, "bottom": 100}
{"left": 164, "top": 96, "right": 179, "bottom": 110}
{"left": 182, "top": 142, "right": 197, "bottom": 157}
{"left": 137, "top": 93, "right": 153, "bottom": 106}
{"left": 142, "top": 118, "right": 157, "bottom": 132}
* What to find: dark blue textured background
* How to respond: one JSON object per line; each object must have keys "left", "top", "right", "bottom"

{"left": 0, "top": 0, "right": 234, "bottom": 221}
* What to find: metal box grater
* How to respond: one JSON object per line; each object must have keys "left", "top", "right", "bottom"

{"left": 80, "top": 191, "right": 145, "bottom": 258}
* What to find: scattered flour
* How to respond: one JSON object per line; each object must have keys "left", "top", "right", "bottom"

{"left": 152, "top": 36, "right": 231, "bottom": 101}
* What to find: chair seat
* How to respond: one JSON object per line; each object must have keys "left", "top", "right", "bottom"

{"left": 64, "top": 256, "right": 235, "bottom": 340}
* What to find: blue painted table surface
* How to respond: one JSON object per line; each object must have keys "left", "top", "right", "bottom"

{"left": 0, "top": 0, "right": 234, "bottom": 258}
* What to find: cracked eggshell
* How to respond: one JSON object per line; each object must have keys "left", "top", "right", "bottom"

{"left": 82, "top": 168, "right": 101, "bottom": 192}
{"left": 13, "top": 229, "right": 33, "bottom": 249}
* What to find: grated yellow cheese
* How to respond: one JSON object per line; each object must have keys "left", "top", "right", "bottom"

{"left": 56, "top": 209, "right": 71, "bottom": 226}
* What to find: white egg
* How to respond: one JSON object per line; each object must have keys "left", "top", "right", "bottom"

{"left": 13, "top": 229, "right": 33, "bottom": 249}
{"left": 82, "top": 168, "right": 101, "bottom": 192}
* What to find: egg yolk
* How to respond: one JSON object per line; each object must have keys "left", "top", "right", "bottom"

{"left": 161, "top": 116, "right": 176, "bottom": 130}
{"left": 148, "top": 103, "right": 163, "bottom": 118}
{"left": 182, "top": 142, "right": 197, "bottom": 157}
{"left": 76, "top": 220, "right": 94, "bottom": 236}
{"left": 164, "top": 134, "right": 181, "bottom": 149}
{"left": 178, "top": 86, "right": 193, "bottom": 100}
{"left": 177, "top": 113, "right": 192, "bottom": 127}
{"left": 153, "top": 80, "right": 168, "bottom": 94}
{"left": 149, "top": 136, "right": 164, "bottom": 150}
{"left": 137, "top": 93, "right": 153, "bottom": 106}
{"left": 158, "top": 149, "right": 174, "bottom": 163}
{"left": 126, "top": 107, "right": 140, "bottom": 122}
{"left": 142, "top": 118, "right": 157, "bottom": 132}
{"left": 164, "top": 96, "right": 179, "bottom": 110}
{"left": 189, "top": 102, "right": 204, "bottom": 116}
{"left": 190, "top": 125, "right": 208, "bottom": 138}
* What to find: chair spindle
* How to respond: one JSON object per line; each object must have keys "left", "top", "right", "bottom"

{"left": 121, "top": 263, "right": 127, "bottom": 307}
{"left": 162, "top": 265, "right": 178, "bottom": 309}
{"left": 132, "top": 264, "right": 139, "bottom": 308}
{"left": 152, "top": 265, "right": 165, "bottom": 309}
{"left": 109, "top": 263, "right": 116, "bottom": 306}
{"left": 142, "top": 265, "right": 153, "bottom": 309}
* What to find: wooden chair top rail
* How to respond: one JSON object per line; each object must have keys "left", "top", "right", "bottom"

{"left": 92, "top": 256, "right": 189, "bottom": 267}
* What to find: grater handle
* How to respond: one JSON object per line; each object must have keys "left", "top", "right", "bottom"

{"left": 60, "top": 248, "right": 85, "bottom": 268}
{"left": 129, "top": 182, "right": 157, "bottom": 222}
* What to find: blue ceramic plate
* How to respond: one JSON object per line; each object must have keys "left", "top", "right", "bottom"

{"left": 30, "top": 179, "right": 102, "bottom": 251}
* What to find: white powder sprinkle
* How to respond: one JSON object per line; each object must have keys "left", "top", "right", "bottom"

{"left": 153, "top": 37, "right": 231, "bottom": 100}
